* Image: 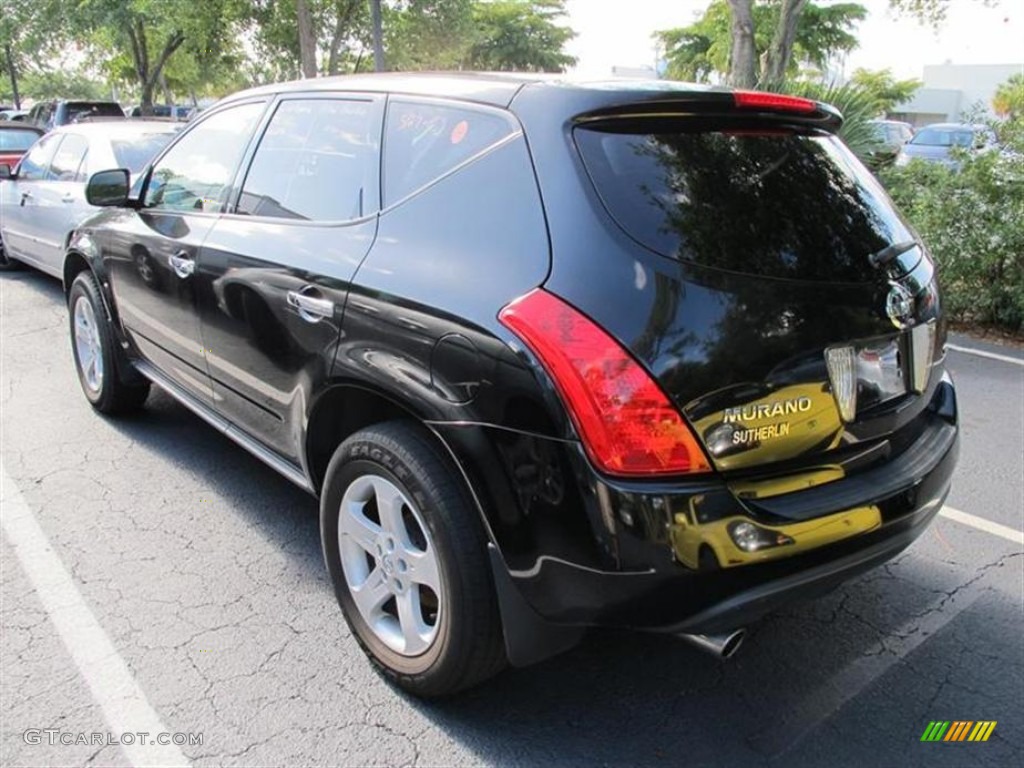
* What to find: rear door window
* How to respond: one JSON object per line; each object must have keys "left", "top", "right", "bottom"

{"left": 49, "top": 133, "right": 89, "bottom": 181}
{"left": 575, "top": 123, "right": 913, "bottom": 283}
{"left": 383, "top": 100, "right": 517, "bottom": 206}
{"left": 237, "top": 97, "right": 382, "bottom": 221}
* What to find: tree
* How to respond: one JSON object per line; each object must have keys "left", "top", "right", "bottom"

{"left": 762, "top": 0, "right": 806, "bottom": 83}
{"left": 246, "top": 0, "right": 386, "bottom": 80}
{"left": 848, "top": 68, "right": 921, "bottom": 114}
{"left": 370, "top": 0, "right": 385, "bottom": 71}
{"left": 15, "top": 68, "right": 108, "bottom": 101}
{"left": 0, "top": 0, "right": 66, "bottom": 108}
{"left": 727, "top": 0, "right": 757, "bottom": 87}
{"left": 383, "top": 0, "right": 477, "bottom": 71}
{"left": 658, "top": 1, "right": 865, "bottom": 85}
{"left": 466, "top": 1, "right": 576, "bottom": 73}
{"left": 66, "top": 0, "right": 244, "bottom": 114}
{"left": 886, "top": 0, "right": 975, "bottom": 26}
{"left": 297, "top": 0, "right": 318, "bottom": 77}
{"left": 993, "top": 73, "right": 1024, "bottom": 119}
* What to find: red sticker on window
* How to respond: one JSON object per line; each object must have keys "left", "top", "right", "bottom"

{"left": 450, "top": 120, "right": 469, "bottom": 145}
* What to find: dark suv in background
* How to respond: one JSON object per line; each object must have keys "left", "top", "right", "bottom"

{"left": 61, "top": 73, "right": 958, "bottom": 696}
{"left": 27, "top": 99, "right": 125, "bottom": 130}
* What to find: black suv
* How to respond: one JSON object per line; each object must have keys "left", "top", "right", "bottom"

{"left": 62, "top": 74, "right": 958, "bottom": 696}
{"left": 27, "top": 100, "right": 125, "bottom": 130}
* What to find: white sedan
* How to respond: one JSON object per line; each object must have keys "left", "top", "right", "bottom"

{"left": 0, "top": 121, "right": 180, "bottom": 276}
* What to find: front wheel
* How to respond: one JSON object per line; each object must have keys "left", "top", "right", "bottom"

{"left": 68, "top": 272, "right": 150, "bottom": 414}
{"left": 320, "top": 421, "right": 506, "bottom": 697}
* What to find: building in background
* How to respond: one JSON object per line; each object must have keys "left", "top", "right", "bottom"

{"left": 891, "top": 63, "right": 1024, "bottom": 126}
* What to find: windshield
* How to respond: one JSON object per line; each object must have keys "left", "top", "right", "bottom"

{"left": 111, "top": 133, "right": 176, "bottom": 173}
{"left": 575, "top": 123, "right": 912, "bottom": 283}
{"left": 0, "top": 130, "right": 40, "bottom": 151}
{"left": 910, "top": 128, "right": 973, "bottom": 147}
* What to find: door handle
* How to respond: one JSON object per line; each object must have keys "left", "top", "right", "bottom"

{"left": 19, "top": 191, "right": 31, "bottom": 206}
{"left": 287, "top": 289, "right": 334, "bottom": 323}
{"left": 168, "top": 251, "right": 195, "bottom": 279}
{"left": 61, "top": 194, "right": 75, "bottom": 204}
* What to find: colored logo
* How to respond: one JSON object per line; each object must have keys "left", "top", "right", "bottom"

{"left": 920, "top": 721, "right": 997, "bottom": 742}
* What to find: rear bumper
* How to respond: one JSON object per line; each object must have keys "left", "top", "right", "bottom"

{"left": 495, "top": 378, "right": 959, "bottom": 636}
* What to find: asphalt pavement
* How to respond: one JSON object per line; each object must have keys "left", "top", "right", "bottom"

{"left": 1, "top": 269, "right": 1021, "bottom": 767}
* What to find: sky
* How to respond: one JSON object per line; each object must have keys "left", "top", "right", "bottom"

{"left": 562, "top": 0, "right": 1024, "bottom": 80}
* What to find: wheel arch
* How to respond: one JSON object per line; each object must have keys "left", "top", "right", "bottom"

{"left": 305, "top": 382, "right": 428, "bottom": 495}
{"left": 63, "top": 248, "right": 142, "bottom": 385}
{"left": 306, "top": 379, "right": 582, "bottom": 668}
{"left": 62, "top": 250, "right": 92, "bottom": 299}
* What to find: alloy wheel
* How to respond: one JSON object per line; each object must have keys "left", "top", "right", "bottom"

{"left": 338, "top": 474, "right": 442, "bottom": 656}
{"left": 73, "top": 296, "right": 105, "bottom": 394}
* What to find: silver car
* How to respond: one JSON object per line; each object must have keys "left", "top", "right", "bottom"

{"left": 895, "top": 123, "right": 997, "bottom": 168}
{"left": 0, "top": 121, "right": 179, "bottom": 276}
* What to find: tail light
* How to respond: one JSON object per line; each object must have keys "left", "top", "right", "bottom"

{"left": 498, "top": 289, "right": 711, "bottom": 477}
{"left": 732, "top": 90, "right": 816, "bottom": 114}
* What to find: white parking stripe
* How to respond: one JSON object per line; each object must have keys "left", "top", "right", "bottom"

{"left": 0, "top": 463, "right": 190, "bottom": 768}
{"left": 940, "top": 505, "right": 1024, "bottom": 546}
{"left": 946, "top": 343, "right": 1024, "bottom": 367}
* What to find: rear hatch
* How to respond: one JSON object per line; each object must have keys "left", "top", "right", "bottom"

{"left": 571, "top": 93, "right": 945, "bottom": 494}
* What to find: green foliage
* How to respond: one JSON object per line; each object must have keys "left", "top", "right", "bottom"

{"left": 656, "top": 1, "right": 731, "bottom": 82}
{"left": 993, "top": 73, "right": 1024, "bottom": 119}
{"left": 881, "top": 134, "right": 1024, "bottom": 330}
{"left": 848, "top": 67, "right": 920, "bottom": 114}
{"left": 383, "top": 0, "right": 477, "bottom": 71}
{"left": 657, "top": 1, "right": 865, "bottom": 83}
{"left": 773, "top": 80, "right": 883, "bottom": 162}
{"left": 245, "top": 0, "right": 367, "bottom": 81}
{"left": 887, "top": 0, "right": 951, "bottom": 25}
{"left": 15, "top": 68, "right": 108, "bottom": 101}
{"left": 2, "top": 0, "right": 576, "bottom": 101}
{"left": 886, "top": 0, "right": 990, "bottom": 26}
{"left": 466, "top": 0, "right": 576, "bottom": 73}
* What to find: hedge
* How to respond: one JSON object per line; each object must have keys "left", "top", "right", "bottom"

{"left": 879, "top": 131, "right": 1024, "bottom": 332}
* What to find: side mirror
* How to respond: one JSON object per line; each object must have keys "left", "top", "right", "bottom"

{"left": 0, "top": 164, "right": 12, "bottom": 180}
{"left": 86, "top": 169, "right": 130, "bottom": 207}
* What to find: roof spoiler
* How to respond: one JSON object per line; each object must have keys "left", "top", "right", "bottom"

{"left": 573, "top": 88, "right": 843, "bottom": 132}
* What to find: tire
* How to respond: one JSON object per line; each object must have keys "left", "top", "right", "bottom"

{"left": 68, "top": 272, "right": 150, "bottom": 414}
{"left": 321, "top": 421, "right": 506, "bottom": 697}
{"left": 0, "top": 233, "right": 22, "bottom": 271}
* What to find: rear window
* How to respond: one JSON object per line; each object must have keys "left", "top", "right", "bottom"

{"left": 910, "top": 128, "right": 972, "bottom": 147}
{"left": 575, "top": 124, "right": 912, "bottom": 282}
{"left": 111, "top": 132, "right": 176, "bottom": 173}
{"left": 65, "top": 102, "right": 125, "bottom": 123}
{"left": 0, "top": 129, "right": 40, "bottom": 151}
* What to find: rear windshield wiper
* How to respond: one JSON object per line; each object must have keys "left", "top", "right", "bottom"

{"left": 869, "top": 240, "right": 918, "bottom": 269}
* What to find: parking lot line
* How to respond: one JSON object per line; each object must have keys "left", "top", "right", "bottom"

{"left": 940, "top": 505, "right": 1024, "bottom": 546}
{"left": 946, "top": 343, "right": 1024, "bottom": 367}
{"left": 0, "top": 463, "right": 190, "bottom": 768}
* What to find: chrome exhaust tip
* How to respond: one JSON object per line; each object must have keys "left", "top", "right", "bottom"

{"left": 678, "top": 629, "right": 746, "bottom": 659}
